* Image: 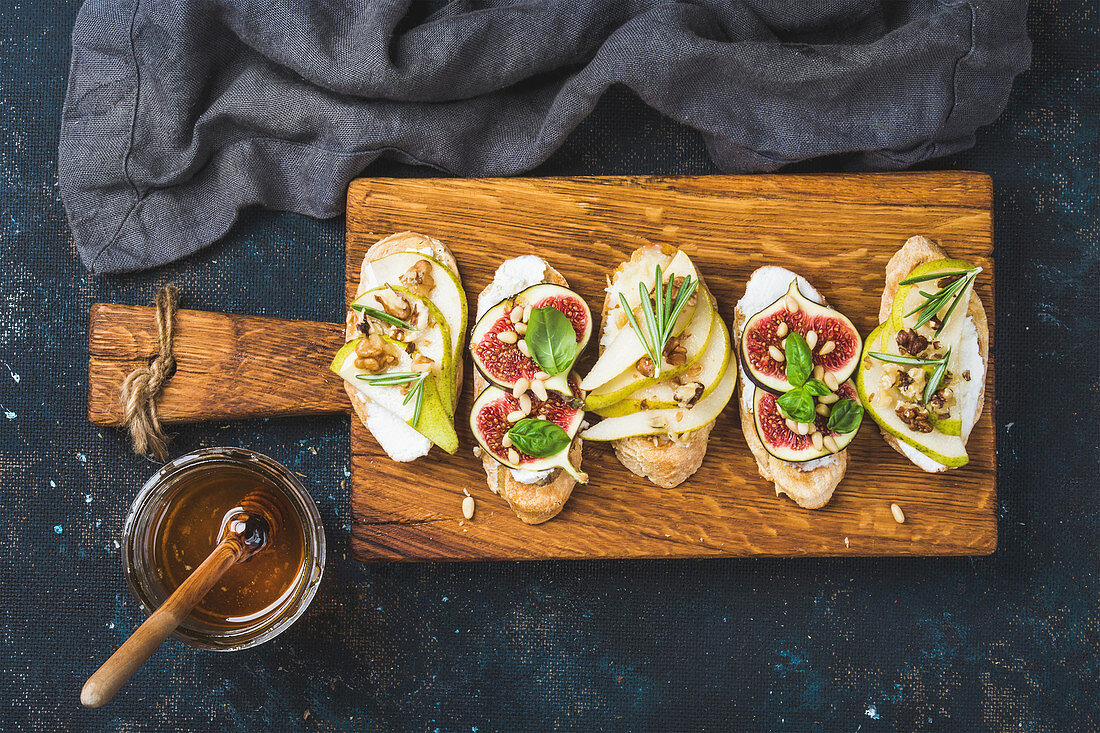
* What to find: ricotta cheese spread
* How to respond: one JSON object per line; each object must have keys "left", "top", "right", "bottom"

{"left": 476, "top": 255, "right": 548, "bottom": 320}
{"left": 509, "top": 467, "right": 553, "bottom": 484}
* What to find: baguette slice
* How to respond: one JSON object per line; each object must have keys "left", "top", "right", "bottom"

{"left": 734, "top": 269, "right": 848, "bottom": 509}
{"left": 343, "top": 232, "right": 463, "bottom": 461}
{"left": 876, "top": 235, "right": 989, "bottom": 472}
{"left": 600, "top": 245, "right": 716, "bottom": 488}
{"left": 473, "top": 257, "right": 583, "bottom": 524}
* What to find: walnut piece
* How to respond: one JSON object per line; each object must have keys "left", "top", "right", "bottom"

{"left": 635, "top": 356, "right": 655, "bottom": 377}
{"left": 375, "top": 289, "right": 413, "bottom": 321}
{"left": 896, "top": 328, "right": 929, "bottom": 356}
{"left": 895, "top": 404, "right": 934, "bottom": 433}
{"left": 898, "top": 367, "right": 926, "bottom": 401}
{"left": 673, "top": 382, "right": 704, "bottom": 408}
{"left": 399, "top": 259, "right": 435, "bottom": 298}
{"left": 354, "top": 333, "right": 400, "bottom": 373}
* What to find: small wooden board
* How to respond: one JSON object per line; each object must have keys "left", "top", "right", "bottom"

{"left": 86, "top": 172, "right": 996, "bottom": 562}
{"left": 345, "top": 173, "right": 995, "bottom": 561}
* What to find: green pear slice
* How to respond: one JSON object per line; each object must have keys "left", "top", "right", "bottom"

{"left": 592, "top": 312, "right": 731, "bottom": 418}
{"left": 353, "top": 285, "right": 456, "bottom": 416}
{"left": 856, "top": 325, "right": 967, "bottom": 467}
{"left": 581, "top": 353, "right": 737, "bottom": 441}
{"left": 331, "top": 340, "right": 458, "bottom": 454}
{"left": 362, "top": 251, "right": 467, "bottom": 365}
{"left": 585, "top": 291, "right": 716, "bottom": 411}
{"left": 581, "top": 278, "right": 709, "bottom": 394}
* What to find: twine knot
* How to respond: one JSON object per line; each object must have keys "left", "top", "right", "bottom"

{"left": 119, "top": 284, "right": 178, "bottom": 461}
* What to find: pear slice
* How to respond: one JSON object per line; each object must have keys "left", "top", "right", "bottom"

{"left": 581, "top": 354, "right": 737, "bottom": 441}
{"left": 331, "top": 340, "right": 458, "bottom": 454}
{"left": 363, "top": 251, "right": 467, "bottom": 368}
{"left": 581, "top": 273, "right": 709, "bottom": 393}
{"left": 352, "top": 285, "right": 455, "bottom": 416}
{"left": 855, "top": 325, "right": 967, "bottom": 467}
{"left": 585, "top": 290, "right": 716, "bottom": 411}
{"left": 887, "top": 257, "right": 975, "bottom": 344}
{"left": 592, "top": 313, "right": 731, "bottom": 418}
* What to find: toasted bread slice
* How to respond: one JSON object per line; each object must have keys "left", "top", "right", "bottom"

{"left": 344, "top": 232, "right": 462, "bottom": 460}
{"left": 877, "top": 235, "right": 989, "bottom": 471}
{"left": 599, "top": 245, "right": 716, "bottom": 488}
{"left": 473, "top": 259, "right": 583, "bottom": 524}
{"left": 734, "top": 270, "right": 848, "bottom": 509}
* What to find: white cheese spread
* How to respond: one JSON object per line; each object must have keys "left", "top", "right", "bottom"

{"left": 795, "top": 454, "right": 839, "bottom": 472}
{"left": 509, "top": 467, "right": 553, "bottom": 484}
{"left": 736, "top": 266, "right": 822, "bottom": 319}
{"left": 476, "top": 256, "right": 548, "bottom": 320}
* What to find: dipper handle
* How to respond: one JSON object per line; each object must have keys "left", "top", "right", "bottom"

{"left": 80, "top": 537, "right": 244, "bottom": 708}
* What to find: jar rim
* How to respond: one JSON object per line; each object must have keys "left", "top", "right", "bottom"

{"left": 121, "top": 447, "right": 325, "bottom": 651}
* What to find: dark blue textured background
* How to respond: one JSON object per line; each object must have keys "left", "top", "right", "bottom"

{"left": 1, "top": 1, "right": 1096, "bottom": 730}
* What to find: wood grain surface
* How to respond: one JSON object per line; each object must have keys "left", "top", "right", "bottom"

{"left": 88, "top": 304, "right": 346, "bottom": 425}
{"left": 345, "top": 173, "right": 996, "bottom": 561}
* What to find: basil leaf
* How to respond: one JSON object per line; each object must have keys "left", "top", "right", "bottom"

{"left": 826, "top": 398, "right": 864, "bottom": 434}
{"left": 802, "top": 378, "right": 831, "bottom": 396}
{"left": 526, "top": 306, "right": 577, "bottom": 376}
{"left": 783, "top": 331, "right": 812, "bottom": 387}
{"left": 776, "top": 387, "right": 815, "bottom": 423}
{"left": 507, "top": 418, "right": 571, "bottom": 458}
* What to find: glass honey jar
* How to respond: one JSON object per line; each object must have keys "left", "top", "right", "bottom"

{"left": 121, "top": 448, "right": 325, "bottom": 651}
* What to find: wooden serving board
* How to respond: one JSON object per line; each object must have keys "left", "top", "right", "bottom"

{"left": 88, "top": 172, "right": 996, "bottom": 562}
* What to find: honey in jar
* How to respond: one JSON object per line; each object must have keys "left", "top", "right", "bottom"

{"left": 122, "top": 448, "right": 325, "bottom": 650}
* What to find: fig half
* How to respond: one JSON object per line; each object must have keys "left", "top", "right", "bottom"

{"left": 470, "top": 374, "right": 587, "bottom": 482}
{"left": 752, "top": 379, "right": 858, "bottom": 462}
{"left": 471, "top": 283, "right": 591, "bottom": 396}
{"left": 740, "top": 279, "right": 861, "bottom": 394}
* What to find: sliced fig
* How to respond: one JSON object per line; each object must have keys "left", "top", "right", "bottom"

{"left": 470, "top": 373, "right": 587, "bottom": 482}
{"left": 740, "top": 279, "right": 861, "bottom": 394}
{"left": 470, "top": 283, "right": 591, "bottom": 396}
{"left": 752, "top": 380, "right": 859, "bottom": 462}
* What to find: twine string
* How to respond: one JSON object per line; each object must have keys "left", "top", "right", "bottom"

{"left": 119, "top": 284, "right": 178, "bottom": 461}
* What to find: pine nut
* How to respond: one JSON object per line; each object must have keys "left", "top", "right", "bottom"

{"left": 501, "top": 434, "right": 512, "bottom": 448}
{"left": 806, "top": 330, "right": 818, "bottom": 350}
{"left": 819, "top": 340, "right": 836, "bottom": 355}
{"left": 515, "top": 322, "right": 527, "bottom": 336}
{"left": 785, "top": 418, "right": 798, "bottom": 433}
{"left": 776, "top": 322, "right": 789, "bottom": 338}
{"left": 824, "top": 372, "right": 839, "bottom": 391}
{"left": 506, "top": 410, "right": 525, "bottom": 422}
{"left": 523, "top": 305, "right": 533, "bottom": 322}
{"left": 648, "top": 415, "right": 668, "bottom": 429}
{"left": 811, "top": 432, "right": 824, "bottom": 450}
{"left": 797, "top": 422, "right": 811, "bottom": 435}
{"left": 813, "top": 365, "right": 824, "bottom": 381}
{"left": 510, "top": 308, "right": 523, "bottom": 323}
{"left": 512, "top": 378, "right": 530, "bottom": 397}
{"left": 507, "top": 448, "right": 520, "bottom": 464}
{"left": 769, "top": 345, "right": 785, "bottom": 362}
{"left": 785, "top": 295, "right": 800, "bottom": 313}
{"left": 822, "top": 435, "right": 839, "bottom": 453}
{"left": 815, "top": 403, "right": 830, "bottom": 416}
{"left": 518, "top": 393, "right": 532, "bottom": 415}
{"left": 534, "top": 371, "right": 550, "bottom": 380}
{"left": 462, "top": 495, "right": 475, "bottom": 520}
{"left": 890, "top": 503, "right": 905, "bottom": 523}
{"left": 530, "top": 379, "right": 548, "bottom": 401}
{"left": 818, "top": 392, "right": 839, "bottom": 404}
{"left": 517, "top": 339, "right": 530, "bottom": 356}
{"left": 497, "top": 330, "right": 518, "bottom": 344}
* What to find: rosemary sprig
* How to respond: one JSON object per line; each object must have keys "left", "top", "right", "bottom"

{"left": 867, "top": 348, "right": 953, "bottom": 404}
{"left": 351, "top": 304, "right": 418, "bottom": 332}
{"left": 356, "top": 370, "right": 428, "bottom": 424}
{"left": 902, "top": 266, "right": 981, "bottom": 335}
{"left": 618, "top": 264, "right": 698, "bottom": 379}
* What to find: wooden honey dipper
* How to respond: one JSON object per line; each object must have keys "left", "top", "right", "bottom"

{"left": 81, "top": 489, "right": 285, "bottom": 708}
